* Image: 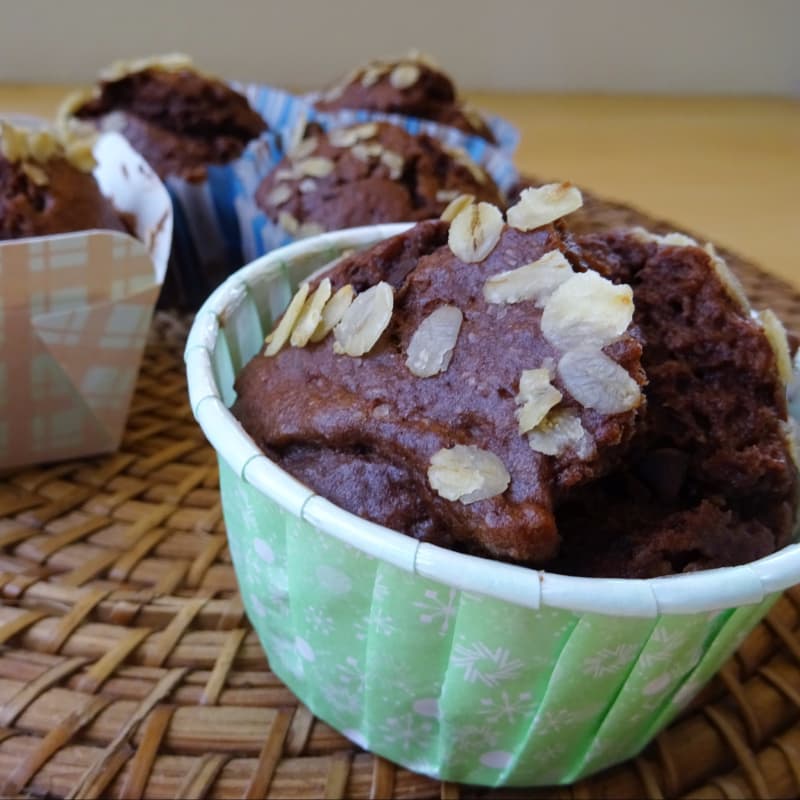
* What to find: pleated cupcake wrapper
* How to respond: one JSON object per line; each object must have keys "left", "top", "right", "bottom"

{"left": 225, "top": 84, "right": 521, "bottom": 266}
{"left": 0, "top": 131, "right": 172, "bottom": 469}
{"left": 185, "top": 226, "right": 800, "bottom": 787}
{"left": 162, "top": 129, "right": 284, "bottom": 310}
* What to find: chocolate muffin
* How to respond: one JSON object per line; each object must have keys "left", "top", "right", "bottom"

{"left": 233, "top": 186, "right": 798, "bottom": 578}
{"left": 0, "top": 122, "right": 128, "bottom": 238}
{"left": 256, "top": 121, "right": 504, "bottom": 236}
{"left": 315, "top": 52, "right": 496, "bottom": 143}
{"left": 552, "top": 228, "right": 798, "bottom": 577}
{"left": 236, "top": 186, "right": 651, "bottom": 564}
{"left": 62, "top": 54, "right": 267, "bottom": 183}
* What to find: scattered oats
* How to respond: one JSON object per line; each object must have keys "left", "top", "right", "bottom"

{"left": 290, "top": 136, "right": 319, "bottom": 160}
{"left": 405, "top": 305, "right": 463, "bottom": 378}
{"left": 389, "top": 63, "right": 421, "bottom": 90}
{"left": 660, "top": 232, "right": 698, "bottom": 247}
{"left": 21, "top": 162, "right": 48, "bottom": 185}
{"left": 333, "top": 281, "right": 394, "bottom": 357}
{"left": 298, "top": 178, "right": 317, "bottom": 194}
{"left": 297, "top": 221, "right": 326, "bottom": 239}
{"left": 515, "top": 369, "right": 563, "bottom": 433}
{"left": 459, "top": 156, "right": 487, "bottom": 184}
{"left": 428, "top": 445, "right": 510, "bottom": 504}
{"left": 1, "top": 121, "right": 95, "bottom": 172}
{"left": 283, "top": 117, "right": 307, "bottom": 154}
{"left": 436, "top": 189, "right": 459, "bottom": 203}
{"left": 630, "top": 227, "right": 698, "bottom": 247}
{"left": 448, "top": 201, "right": 504, "bottom": 263}
{"left": 310, "top": 284, "right": 355, "bottom": 342}
{"left": 328, "top": 123, "right": 378, "bottom": 148}
{"left": 56, "top": 88, "right": 97, "bottom": 125}
{"left": 528, "top": 407, "right": 594, "bottom": 459}
{"left": 372, "top": 403, "right": 391, "bottom": 419}
{"left": 541, "top": 271, "right": 634, "bottom": 350}
{"left": 444, "top": 144, "right": 486, "bottom": 183}
{"left": 28, "top": 130, "right": 58, "bottom": 163}
{"left": 277, "top": 210, "right": 300, "bottom": 234}
{"left": 296, "top": 156, "right": 335, "bottom": 178}
{"left": 507, "top": 182, "right": 583, "bottom": 231}
{"left": 380, "top": 150, "right": 404, "bottom": 179}
{"left": 99, "top": 52, "right": 193, "bottom": 81}
{"left": 266, "top": 184, "right": 292, "bottom": 207}
{"left": 291, "top": 278, "right": 332, "bottom": 347}
{"left": 0, "top": 122, "right": 29, "bottom": 162}
{"left": 440, "top": 193, "right": 475, "bottom": 223}
{"left": 322, "top": 83, "right": 345, "bottom": 102}
{"left": 759, "top": 308, "right": 793, "bottom": 386}
{"left": 264, "top": 283, "right": 310, "bottom": 356}
{"left": 351, "top": 142, "right": 384, "bottom": 161}
{"left": 406, "top": 49, "right": 439, "bottom": 68}
{"left": 63, "top": 138, "right": 96, "bottom": 171}
{"left": 463, "top": 104, "right": 486, "bottom": 131}
{"left": 483, "top": 250, "right": 574, "bottom": 306}
{"left": 705, "top": 242, "right": 750, "bottom": 312}
{"left": 558, "top": 347, "right": 641, "bottom": 414}
{"left": 275, "top": 166, "right": 298, "bottom": 182}
{"left": 361, "top": 64, "right": 388, "bottom": 87}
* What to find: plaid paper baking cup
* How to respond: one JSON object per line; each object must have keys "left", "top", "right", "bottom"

{"left": 185, "top": 226, "right": 800, "bottom": 787}
{"left": 231, "top": 84, "right": 521, "bottom": 265}
{"left": 0, "top": 131, "right": 172, "bottom": 469}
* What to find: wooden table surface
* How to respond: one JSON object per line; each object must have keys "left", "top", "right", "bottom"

{"left": 2, "top": 85, "right": 798, "bottom": 289}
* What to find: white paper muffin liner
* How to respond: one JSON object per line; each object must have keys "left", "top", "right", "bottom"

{"left": 185, "top": 226, "right": 800, "bottom": 786}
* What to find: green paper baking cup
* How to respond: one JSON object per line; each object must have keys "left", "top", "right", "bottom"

{"left": 185, "top": 225, "right": 800, "bottom": 787}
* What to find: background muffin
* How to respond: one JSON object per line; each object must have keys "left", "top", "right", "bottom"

{"left": 256, "top": 121, "right": 505, "bottom": 236}
{"left": 315, "top": 52, "right": 497, "bottom": 143}
{"left": 62, "top": 54, "right": 268, "bottom": 183}
{"left": 58, "top": 54, "right": 278, "bottom": 312}
{"left": 0, "top": 121, "right": 128, "bottom": 238}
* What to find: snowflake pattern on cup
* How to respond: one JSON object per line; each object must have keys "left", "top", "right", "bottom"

{"left": 218, "top": 399, "right": 781, "bottom": 787}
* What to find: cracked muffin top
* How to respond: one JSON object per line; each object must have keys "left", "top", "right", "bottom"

{"left": 63, "top": 54, "right": 267, "bottom": 183}
{"left": 314, "top": 52, "right": 496, "bottom": 143}
{"left": 255, "top": 121, "right": 504, "bottom": 238}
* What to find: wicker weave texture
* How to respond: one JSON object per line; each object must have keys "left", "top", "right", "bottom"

{"left": 0, "top": 248, "right": 799, "bottom": 798}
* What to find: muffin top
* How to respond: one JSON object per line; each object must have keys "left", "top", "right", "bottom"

{"left": 315, "top": 52, "right": 496, "bottom": 143}
{"left": 64, "top": 54, "right": 268, "bottom": 182}
{"left": 255, "top": 121, "right": 505, "bottom": 236}
{"left": 233, "top": 186, "right": 798, "bottom": 577}
{"left": 0, "top": 122, "right": 128, "bottom": 239}
{"left": 235, "top": 186, "right": 650, "bottom": 564}
{"left": 552, "top": 228, "right": 799, "bottom": 576}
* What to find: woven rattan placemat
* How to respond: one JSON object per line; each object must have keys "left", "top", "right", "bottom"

{"left": 0, "top": 253, "right": 799, "bottom": 798}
